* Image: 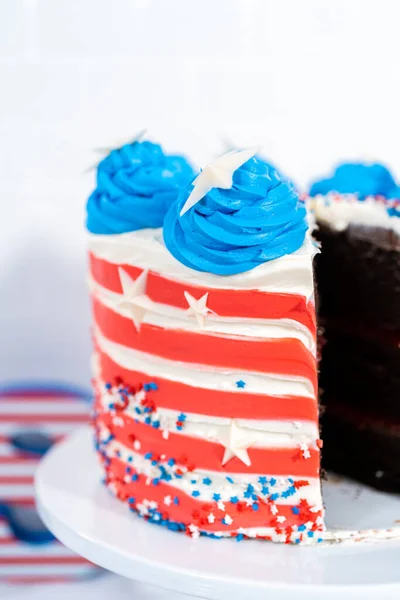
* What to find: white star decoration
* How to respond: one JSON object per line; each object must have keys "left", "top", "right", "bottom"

{"left": 220, "top": 419, "right": 251, "bottom": 467}
{"left": 179, "top": 147, "right": 260, "bottom": 216}
{"left": 118, "top": 267, "right": 148, "bottom": 331}
{"left": 184, "top": 291, "right": 215, "bottom": 328}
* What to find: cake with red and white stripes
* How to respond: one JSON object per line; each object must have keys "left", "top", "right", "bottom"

{"left": 87, "top": 141, "right": 324, "bottom": 544}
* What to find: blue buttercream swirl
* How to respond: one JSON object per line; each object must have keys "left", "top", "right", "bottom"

{"left": 309, "top": 162, "right": 397, "bottom": 199}
{"left": 163, "top": 157, "right": 308, "bottom": 276}
{"left": 86, "top": 141, "right": 194, "bottom": 234}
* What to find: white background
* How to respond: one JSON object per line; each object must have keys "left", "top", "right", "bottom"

{"left": 0, "top": 0, "right": 399, "bottom": 387}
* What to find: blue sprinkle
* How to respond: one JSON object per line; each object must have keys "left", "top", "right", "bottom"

{"left": 167, "top": 458, "right": 175, "bottom": 467}
{"left": 105, "top": 383, "right": 112, "bottom": 390}
{"left": 244, "top": 484, "right": 254, "bottom": 498}
{"left": 235, "top": 380, "right": 246, "bottom": 388}
{"left": 177, "top": 413, "right": 187, "bottom": 421}
{"left": 226, "top": 476, "right": 234, "bottom": 484}
{"left": 131, "top": 474, "right": 139, "bottom": 481}
{"left": 128, "top": 497, "right": 135, "bottom": 504}
{"left": 307, "top": 530, "right": 315, "bottom": 538}
{"left": 288, "top": 478, "right": 294, "bottom": 484}
{"left": 125, "top": 466, "right": 131, "bottom": 474}
{"left": 127, "top": 456, "right": 133, "bottom": 463}
{"left": 173, "top": 497, "right": 179, "bottom": 505}
{"left": 261, "top": 486, "right": 269, "bottom": 495}
{"left": 236, "top": 533, "right": 244, "bottom": 542}
{"left": 191, "top": 479, "right": 197, "bottom": 484}
{"left": 230, "top": 496, "right": 239, "bottom": 504}
{"left": 294, "top": 538, "right": 301, "bottom": 544}
{"left": 292, "top": 507, "right": 300, "bottom": 515}
{"left": 144, "top": 452, "right": 152, "bottom": 460}
{"left": 108, "top": 402, "right": 115, "bottom": 410}
{"left": 258, "top": 476, "right": 268, "bottom": 485}
{"left": 203, "top": 477, "right": 212, "bottom": 486}
{"left": 192, "top": 491, "right": 200, "bottom": 498}
{"left": 152, "top": 421, "right": 160, "bottom": 429}
{"left": 145, "top": 417, "right": 151, "bottom": 425}
{"left": 135, "top": 407, "right": 141, "bottom": 415}
{"left": 152, "top": 478, "right": 160, "bottom": 486}
{"left": 176, "top": 425, "right": 183, "bottom": 431}
{"left": 115, "top": 450, "right": 121, "bottom": 457}
{"left": 317, "top": 537, "right": 324, "bottom": 543}
{"left": 151, "top": 460, "right": 158, "bottom": 466}
{"left": 269, "top": 478, "right": 277, "bottom": 487}
{"left": 252, "top": 503, "right": 259, "bottom": 511}
{"left": 298, "top": 524, "right": 306, "bottom": 532}
{"left": 270, "top": 493, "right": 279, "bottom": 501}
{"left": 213, "top": 493, "right": 221, "bottom": 501}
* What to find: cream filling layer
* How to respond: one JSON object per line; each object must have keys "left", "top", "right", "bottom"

{"left": 94, "top": 328, "right": 315, "bottom": 398}
{"left": 90, "top": 279, "right": 316, "bottom": 354}
{"left": 88, "top": 229, "right": 317, "bottom": 298}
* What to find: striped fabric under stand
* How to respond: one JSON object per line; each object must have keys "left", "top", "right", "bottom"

{"left": 0, "top": 384, "right": 101, "bottom": 584}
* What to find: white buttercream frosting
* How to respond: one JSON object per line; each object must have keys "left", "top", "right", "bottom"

{"left": 88, "top": 228, "right": 317, "bottom": 298}
{"left": 309, "top": 193, "right": 400, "bottom": 234}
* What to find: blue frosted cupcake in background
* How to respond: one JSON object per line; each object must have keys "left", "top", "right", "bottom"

{"left": 309, "top": 162, "right": 397, "bottom": 199}
{"left": 86, "top": 138, "right": 194, "bottom": 234}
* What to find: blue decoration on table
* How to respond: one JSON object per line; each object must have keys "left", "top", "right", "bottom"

{"left": 86, "top": 140, "right": 194, "bottom": 234}
{"left": 163, "top": 157, "right": 307, "bottom": 276}
{"left": 309, "top": 162, "right": 397, "bottom": 199}
{"left": 10, "top": 431, "right": 54, "bottom": 456}
{"left": 0, "top": 503, "right": 55, "bottom": 544}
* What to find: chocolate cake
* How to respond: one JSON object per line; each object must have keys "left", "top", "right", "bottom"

{"left": 309, "top": 163, "right": 400, "bottom": 493}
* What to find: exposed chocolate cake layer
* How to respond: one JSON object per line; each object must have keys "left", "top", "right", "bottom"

{"left": 320, "top": 326, "right": 400, "bottom": 418}
{"left": 314, "top": 225, "right": 400, "bottom": 331}
{"left": 321, "top": 408, "right": 400, "bottom": 493}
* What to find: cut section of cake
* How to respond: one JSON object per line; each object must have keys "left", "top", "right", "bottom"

{"left": 309, "top": 162, "right": 400, "bottom": 493}
{"left": 88, "top": 147, "right": 324, "bottom": 543}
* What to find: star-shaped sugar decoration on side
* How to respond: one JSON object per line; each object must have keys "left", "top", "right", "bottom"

{"left": 118, "top": 267, "right": 148, "bottom": 331}
{"left": 300, "top": 442, "right": 311, "bottom": 460}
{"left": 220, "top": 419, "right": 251, "bottom": 467}
{"left": 184, "top": 291, "right": 216, "bottom": 329}
{"left": 179, "top": 147, "right": 260, "bottom": 216}
{"left": 94, "top": 128, "right": 147, "bottom": 155}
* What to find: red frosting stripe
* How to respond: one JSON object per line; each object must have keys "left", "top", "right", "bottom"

{"left": 98, "top": 350, "right": 318, "bottom": 422}
{"left": 89, "top": 252, "right": 316, "bottom": 335}
{"left": 104, "top": 455, "right": 317, "bottom": 532}
{"left": 97, "top": 410, "right": 320, "bottom": 477}
{"left": 92, "top": 297, "right": 317, "bottom": 388}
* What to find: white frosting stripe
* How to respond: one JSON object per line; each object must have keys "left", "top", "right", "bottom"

{"left": 94, "top": 328, "right": 315, "bottom": 399}
{"left": 98, "top": 385, "right": 319, "bottom": 450}
{"left": 100, "top": 437, "right": 322, "bottom": 507}
{"left": 89, "top": 278, "right": 316, "bottom": 354}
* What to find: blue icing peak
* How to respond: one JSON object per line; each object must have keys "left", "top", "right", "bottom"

{"left": 163, "top": 157, "right": 308, "bottom": 276}
{"left": 309, "top": 162, "right": 397, "bottom": 199}
{"left": 86, "top": 140, "right": 194, "bottom": 234}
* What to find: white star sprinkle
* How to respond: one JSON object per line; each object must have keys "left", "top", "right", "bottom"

{"left": 300, "top": 442, "right": 311, "bottom": 460}
{"left": 164, "top": 495, "right": 172, "bottom": 506}
{"left": 269, "top": 503, "right": 279, "bottom": 515}
{"left": 112, "top": 416, "right": 124, "bottom": 428}
{"left": 217, "top": 500, "right": 226, "bottom": 512}
{"left": 207, "top": 513, "right": 216, "bottom": 524}
{"left": 220, "top": 419, "right": 251, "bottom": 467}
{"left": 162, "top": 430, "right": 170, "bottom": 440}
{"left": 276, "top": 515, "right": 286, "bottom": 523}
{"left": 184, "top": 291, "right": 215, "bottom": 329}
{"left": 180, "top": 147, "right": 260, "bottom": 216}
{"left": 118, "top": 268, "right": 148, "bottom": 331}
{"left": 133, "top": 440, "right": 141, "bottom": 451}
{"left": 188, "top": 524, "right": 200, "bottom": 539}
{"left": 223, "top": 514, "right": 233, "bottom": 525}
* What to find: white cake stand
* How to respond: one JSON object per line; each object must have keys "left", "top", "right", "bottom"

{"left": 35, "top": 427, "right": 400, "bottom": 600}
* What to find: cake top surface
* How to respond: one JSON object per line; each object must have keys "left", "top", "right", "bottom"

{"left": 86, "top": 138, "right": 194, "bottom": 235}
{"left": 163, "top": 149, "right": 309, "bottom": 276}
